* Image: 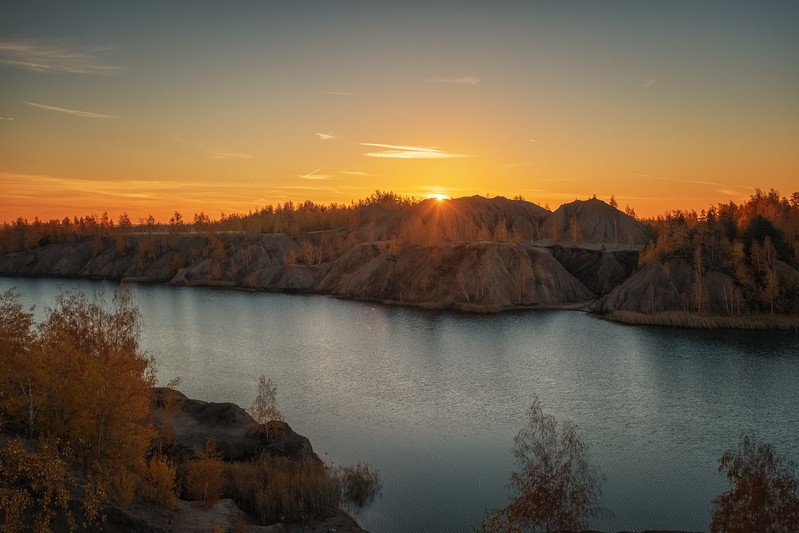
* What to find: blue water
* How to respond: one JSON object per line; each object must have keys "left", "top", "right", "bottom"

{"left": 2, "top": 277, "right": 797, "bottom": 533}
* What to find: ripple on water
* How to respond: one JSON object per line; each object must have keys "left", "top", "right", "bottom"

{"left": 1, "top": 277, "right": 797, "bottom": 533}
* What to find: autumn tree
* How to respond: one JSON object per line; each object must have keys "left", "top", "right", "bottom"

{"left": 0, "top": 290, "right": 39, "bottom": 438}
{"left": 251, "top": 374, "right": 283, "bottom": 427}
{"left": 710, "top": 433, "right": 799, "bottom": 533}
{"left": 0, "top": 287, "right": 156, "bottom": 511}
{"left": 0, "top": 437, "right": 74, "bottom": 532}
{"left": 482, "top": 396, "right": 603, "bottom": 533}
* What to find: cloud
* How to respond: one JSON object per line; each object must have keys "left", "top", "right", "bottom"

{"left": 315, "top": 132, "right": 337, "bottom": 140}
{"left": 437, "top": 76, "right": 481, "bottom": 85}
{"left": 0, "top": 171, "right": 283, "bottom": 222}
{"left": 717, "top": 188, "right": 750, "bottom": 197}
{"left": 0, "top": 40, "right": 122, "bottom": 74}
{"left": 361, "top": 143, "right": 470, "bottom": 159}
{"left": 208, "top": 150, "right": 251, "bottom": 160}
{"left": 0, "top": 117, "right": 14, "bottom": 121}
{"left": 643, "top": 79, "right": 656, "bottom": 89}
{"left": 23, "top": 100, "right": 118, "bottom": 119}
{"left": 298, "top": 168, "right": 334, "bottom": 180}
{"left": 631, "top": 173, "right": 750, "bottom": 190}
{"left": 338, "top": 170, "right": 372, "bottom": 177}
{"left": 529, "top": 139, "right": 538, "bottom": 143}
{"left": 318, "top": 91, "right": 353, "bottom": 95}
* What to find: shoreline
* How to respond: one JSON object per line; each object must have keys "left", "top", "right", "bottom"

{"left": 2, "top": 272, "right": 797, "bottom": 330}
{"left": 600, "top": 310, "right": 799, "bottom": 331}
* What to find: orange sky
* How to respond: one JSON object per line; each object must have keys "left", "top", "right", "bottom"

{"left": 1, "top": 2, "right": 797, "bottom": 223}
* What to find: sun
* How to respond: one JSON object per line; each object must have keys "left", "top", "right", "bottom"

{"left": 430, "top": 194, "right": 447, "bottom": 202}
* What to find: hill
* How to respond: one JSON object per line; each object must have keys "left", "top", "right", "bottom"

{"left": 1, "top": 190, "right": 797, "bottom": 327}
{"left": 540, "top": 198, "right": 648, "bottom": 247}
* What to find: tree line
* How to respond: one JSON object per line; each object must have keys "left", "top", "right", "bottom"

{"left": 0, "top": 191, "right": 421, "bottom": 256}
{"left": 638, "top": 189, "right": 799, "bottom": 315}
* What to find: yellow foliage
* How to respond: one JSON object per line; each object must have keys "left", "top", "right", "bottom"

{"left": 187, "top": 439, "right": 224, "bottom": 508}
{"left": 141, "top": 453, "right": 178, "bottom": 509}
{"left": 0, "top": 288, "right": 157, "bottom": 520}
{"left": 0, "top": 437, "right": 74, "bottom": 532}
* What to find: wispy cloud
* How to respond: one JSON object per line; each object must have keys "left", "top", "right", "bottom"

{"left": 436, "top": 76, "right": 481, "bottom": 85}
{"left": 0, "top": 40, "right": 122, "bottom": 74}
{"left": 23, "top": 100, "right": 118, "bottom": 119}
{"left": 298, "top": 168, "right": 334, "bottom": 180}
{"left": 338, "top": 170, "right": 372, "bottom": 177}
{"left": 529, "top": 139, "right": 538, "bottom": 143}
{"left": 631, "top": 173, "right": 750, "bottom": 190}
{"left": 208, "top": 150, "right": 251, "bottom": 160}
{"left": 315, "top": 132, "right": 337, "bottom": 140}
{"left": 643, "top": 79, "right": 656, "bottom": 89}
{"left": 0, "top": 171, "right": 281, "bottom": 222}
{"left": 0, "top": 117, "right": 14, "bottom": 121}
{"left": 717, "top": 188, "right": 750, "bottom": 197}
{"left": 361, "top": 143, "right": 470, "bottom": 159}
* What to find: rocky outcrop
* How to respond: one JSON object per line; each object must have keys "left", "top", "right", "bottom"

{"left": 90, "top": 390, "right": 367, "bottom": 533}
{"left": 151, "top": 388, "right": 316, "bottom": 462}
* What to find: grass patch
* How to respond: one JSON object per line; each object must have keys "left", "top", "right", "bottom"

{"left": 224, "top": 456, "right": 340, "bottom": 524}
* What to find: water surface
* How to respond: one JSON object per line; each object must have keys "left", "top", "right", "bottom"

{"left": 2, "top": 277, "right": 797, "bottom": 532}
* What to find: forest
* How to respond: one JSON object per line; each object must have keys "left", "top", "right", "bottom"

{"left": 637, "top": 189, "right": 799, "bottom": 315}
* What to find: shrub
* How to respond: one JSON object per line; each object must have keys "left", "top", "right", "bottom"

{"left": 140, "top": 453, "right": 178, "bottom": 509}
{"left": 186, "top": 439, "right": 224, "bottom": 508}
{"left": 225, "top": 456, "right": 340, "bottom": 524}
{"left": 336, "top": 463, "right": 382, "bottom": 511}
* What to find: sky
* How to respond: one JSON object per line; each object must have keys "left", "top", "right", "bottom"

{"left": 1, "top": 1, "right": 797, "bottom": 223}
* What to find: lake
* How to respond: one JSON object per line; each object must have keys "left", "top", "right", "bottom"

{"left": 2, "top": 276, "right": 797, "bottom": 532}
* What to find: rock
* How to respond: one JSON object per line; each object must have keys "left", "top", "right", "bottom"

{"left": 151, "top": 388, "right": 316, "bottom": 462}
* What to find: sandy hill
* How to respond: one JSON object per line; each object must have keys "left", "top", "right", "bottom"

{"left": 540, "top": 198, "right": 648, "bottom": 248}
{"left": 402, "top": 195, "right": 551, "bottom": 241}
{"left": 349, "top": 195, "right": 550, "bottom": 243}
{"left": 0, "top": 195, "right": 652, "bottom": 312}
